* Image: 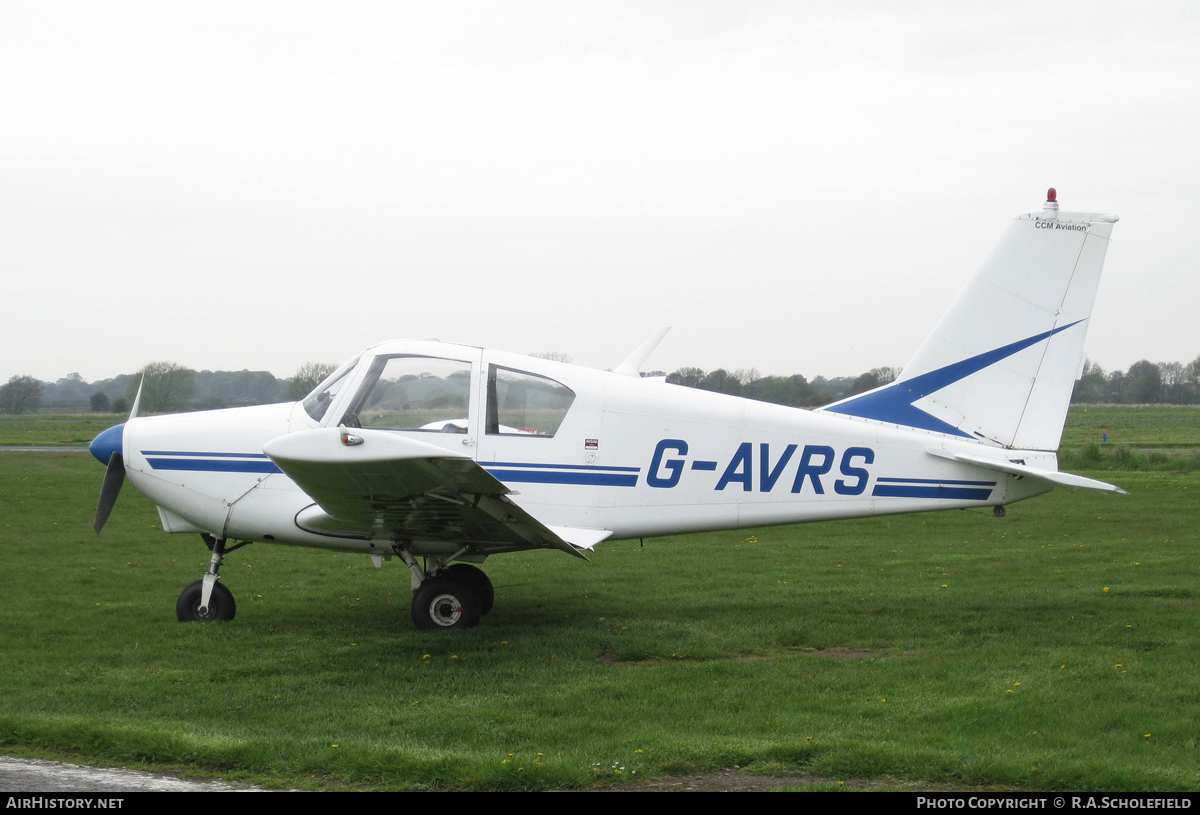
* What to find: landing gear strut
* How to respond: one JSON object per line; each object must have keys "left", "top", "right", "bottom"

{"left": 176, "top": 535, "right": 250, "bottom": 622}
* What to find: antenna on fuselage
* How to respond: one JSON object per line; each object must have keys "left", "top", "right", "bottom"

{"left": 615, "top": 326, "right": 671, "bottom": 377}
{"left": 129, "top": 375, "right": 145, "bottom": 419}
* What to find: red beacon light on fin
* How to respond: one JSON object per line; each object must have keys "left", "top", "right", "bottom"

{"left": 1042, "top": 187, "right": 1060, "bottom": 220}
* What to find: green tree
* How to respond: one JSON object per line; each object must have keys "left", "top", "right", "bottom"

{"left": 702, "top": 368, "right": 741, "bottom": 395}
{"left": 1160, "top": 361, "right": 1186, "bottom": 404}
{"left": 1125, "top": 360, "right": 1162, "bottom": 404}
{"left": 289, "top": 362, "right": 337, "bottom": 400}
{"left": 1187, "top": 354, "right": 1200, "bottom": 385}
{"left": 131, "top": 362, "right": 196, "bottom": 414}
{"left": 1071, "top": 359, "right": 1107, "bottom": 403}
{"left": 89, "top": 391, "right": 111, "bottom": 412}
{"left": 0, "top": 375, "right": 42, "bottom": 414}
{"left": 666, "top": 367, "right": 707, "bottom": 388}
{"left": 756, "top": 374, "right": 820, "bottom": 408}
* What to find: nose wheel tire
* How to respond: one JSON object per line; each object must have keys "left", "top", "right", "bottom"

{"left": 412, "top": 578, "right": 481, "bottom": 630}
{"left": 446, "top": 563, "right": 495, "bottom": 615}
{"left": 176, "top": 580, "right": 237, "bottom": 622}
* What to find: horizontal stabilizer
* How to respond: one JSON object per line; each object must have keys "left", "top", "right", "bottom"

{"left": 926, "top": 447, "right": 1128, "bottom": 494}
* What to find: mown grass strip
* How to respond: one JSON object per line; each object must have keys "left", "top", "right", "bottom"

{"left": 2, "top": 453, "right": 1197, "bottom": 789}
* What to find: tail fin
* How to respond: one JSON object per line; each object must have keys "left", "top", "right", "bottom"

{"left": 822, "top": 190, "right": 1118, "bottom": 451}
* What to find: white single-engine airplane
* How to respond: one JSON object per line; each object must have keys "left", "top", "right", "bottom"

{"left": 91, "top": 190, "right": 1125, "bottom": 630}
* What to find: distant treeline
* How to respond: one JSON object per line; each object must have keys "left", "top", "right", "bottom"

{"left": 658, "top": 357, "right": 1200, "bottom": 408}
{"left": 22, "top": 369, "right": 291, "bottom": 414}
{"left": 5, "top": 354, "right": 1200, "bottom": 415}
{"left": 655, "top": 366, "right": 898, "bottom": 408}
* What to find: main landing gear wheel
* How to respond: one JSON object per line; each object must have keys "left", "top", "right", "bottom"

{"left": 447, "top": 563, "right": 494, "bottom": 615}
{"left": 411, "top": 578, "right": 481, "bottom": 630}
{"left": 176, "top": 580, "right": 237, "bottom": 622}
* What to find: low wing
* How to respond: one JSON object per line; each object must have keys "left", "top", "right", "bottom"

{"left": 925, "top": 447, "right": 1128, "bottom": 494}
{"left": 263, "top": 428, "right": 604, "bottom": 558}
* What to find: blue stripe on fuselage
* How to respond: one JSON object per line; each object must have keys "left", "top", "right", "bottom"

{"left": 143, "top": 452, "right": 281, "bottom": 474}
{"left": 484, "top": 468, "right": 639, "bottom": 487}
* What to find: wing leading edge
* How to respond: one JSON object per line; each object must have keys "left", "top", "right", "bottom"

{"left": 262, "top": 428, "right": 603, "bottom": 558}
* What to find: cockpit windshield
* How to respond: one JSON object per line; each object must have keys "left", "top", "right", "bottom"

{"left": 340, "top": 355, "right": 473, "bottom": 430}
{"left": 302, "top": 355, "right": 360, "bottom": 422}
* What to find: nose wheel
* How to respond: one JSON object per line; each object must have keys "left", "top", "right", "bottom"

{"left": 176, "top": 535, "right": 250, "bottom": 623}
{"left": 177, "top": 579, "right": 236, "bottom": 621}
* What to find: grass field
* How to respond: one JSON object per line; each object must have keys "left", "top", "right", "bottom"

{"left": 1, "top": 448, "right": 1198, "bottom": 790}
{"left": 0, "top": 414, "right": 124, "bottom": 447}
{"left": 1063, "top": 405, "right": 1200, "bottom": 449}
{"left": 1060, "top": 406, "right": 1200, "bottom": 473}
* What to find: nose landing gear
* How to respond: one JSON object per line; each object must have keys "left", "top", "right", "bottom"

{"left": 176, "top": 535, "right": 251, "bottom": 622}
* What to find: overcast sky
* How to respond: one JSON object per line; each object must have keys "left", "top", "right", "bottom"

{"left": 2, "top": 1, "right": 1197, "bottom": 386}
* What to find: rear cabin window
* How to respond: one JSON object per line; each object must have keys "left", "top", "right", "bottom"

{"left": 342, "top": 356, "right": 473, "bottom": 431}
{"left": 486, "top": 366, "right": 575, "bottom": 437}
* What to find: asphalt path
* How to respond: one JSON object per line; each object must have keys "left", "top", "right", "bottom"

{"left": 0, "top": 446, "right": 90, "bottom": 452}
{"left": 0, "top": 756, "right": 266, "bottom": 792}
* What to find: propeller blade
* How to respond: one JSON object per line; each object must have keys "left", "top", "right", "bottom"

{"left": 94, "top": 452, "right": 126, "bottom": 534}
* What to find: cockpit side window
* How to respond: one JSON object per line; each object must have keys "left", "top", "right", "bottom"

{"left": 302, "top": 355, "right": 361, "bottom": 422}
{"left": 485, "top": 365, "right": 575, "bottom": 437}
{"left": 340, "top": 355, "right": 473, "bottom": 431}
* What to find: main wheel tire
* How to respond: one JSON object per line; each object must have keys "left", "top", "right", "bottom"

{"left": 411, "top": 578, "right": 481, "bottom": 630}
{"left": 176, "top": 580, "right": 237, "bottom": 622}
{"left": 447, "top": 563, "right": 495, "bottom": 615}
